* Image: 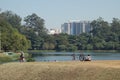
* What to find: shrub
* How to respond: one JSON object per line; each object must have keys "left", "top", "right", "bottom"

{"left": 26, "top": 58, "right": 35, "bottom": 62}
{"left": 0, "top": 54, "right": 13, "bottom": 63}
{"left": 25, "top": 53, "right": 35, "bottom": 62}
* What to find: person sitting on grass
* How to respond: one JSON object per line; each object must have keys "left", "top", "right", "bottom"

{"left": 84, "top": 54, "right": 91, "bottom": 61}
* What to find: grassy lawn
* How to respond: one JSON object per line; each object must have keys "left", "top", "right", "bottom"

{"left": 0, "top": 60, "right": 120, "bottom": 80}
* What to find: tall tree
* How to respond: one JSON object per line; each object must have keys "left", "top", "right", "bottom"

{"left": 111, "top": 18, "right": 120, "bottom": 32}
{"left": 91, "top": 17, "right": 110, "bottom": 37}
{"left": 24, "top": 13, "right": 47, "bottom": 50}
{"left": 1, "top": 11, "right": 22, "bottom": 31}
{"left": 24, "top": 13, "right": 47, "bottom": 36}
{"left": 111, "top": 18, "right": 120, "bottom": 49}
{"left": 0, "top": 15, "right": 30, "bottom": 52}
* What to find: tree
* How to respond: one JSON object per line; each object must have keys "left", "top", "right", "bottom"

{"left": 111, "top": 18, "right": 120, "bottom": 42}
{"left": 77, "top": 33, "right": 89, "bottom": 50}
{"left": 24, "top": 13, "right": 47, "bottom": 36}
{"left": 42, "top": 42, "right": 49, "bottom": 50}
{"left": 55, "top": 34, "right": 69, "bottom": 50}
{"left": 0, "top": 17, "right": 30, "bottom": 52}
{"left": 66, "top": 44, "right": 78, "bottom": 52}
{"left": 111, "top": 18, "right": 120, "bottom": 32}
{"left": 1, "top": 11, "right": 22, "bottom": 31}
{"left": 58, "top": 45, "right": 66, "bottom": 51}
{"left": 86, "top": 44, "right": 93, "bottom": 50}
{"left": 91, "top": 17, "right": 110, "bottom": 37}
{"left": 23, "top": 13, "right": 48, "bottom": 50}
{"left": 42, "top": 42, "right": 55, "bottom": 50}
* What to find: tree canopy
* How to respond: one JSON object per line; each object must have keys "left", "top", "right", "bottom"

{"left": 0, "top": 10, "right": 120, "bottom": 51}
{"left": 1, "top": 11, "right": 22, "bottom": 31}
{"left": 0, "top": 11, "right": 30, "bottom": 52}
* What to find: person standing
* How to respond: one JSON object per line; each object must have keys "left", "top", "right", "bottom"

{"left": 19, "top": 51, "right": 25, "bottom": 62}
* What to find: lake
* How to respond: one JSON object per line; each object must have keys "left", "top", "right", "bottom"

{"left": 29, "top": 51, "right": 120, "bottom": 61}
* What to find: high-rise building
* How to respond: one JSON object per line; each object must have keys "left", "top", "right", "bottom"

{"left": 61, "top": 20, "right": 92, "bottom": 35}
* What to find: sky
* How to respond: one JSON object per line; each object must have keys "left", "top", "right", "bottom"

{"left": 0, "top": 0, "right": 120, "bottom": 29}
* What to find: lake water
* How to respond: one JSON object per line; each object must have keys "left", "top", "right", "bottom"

{"left": 30, "top": 51, "right": 120, "bottom": 61}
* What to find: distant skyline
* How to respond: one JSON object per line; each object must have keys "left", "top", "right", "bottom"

{"left": 0, "top": 0, "right": 120, "bottom": 29}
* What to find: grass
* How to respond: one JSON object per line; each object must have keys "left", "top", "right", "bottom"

{"left": 0, "top": 60, "right": 120, "bottom": 80}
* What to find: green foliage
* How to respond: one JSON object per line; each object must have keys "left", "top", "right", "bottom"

{"left": 0, "top": 12, "right": 31, "bottom": 52}
{"left": 66, "top": 44, "right": 78, "bottom": 52}
{"left": 57, "top": 44, "right": 77, "bottom": 52}
{"left": 23, "top": 13, "right": 48, "bottom": 50}
{"left": 86, "top": 44, "right": 93, "bottom": 50}
{"left": 1, "top": 11, "right": 22, "bottom": 31}
{"left": 26, "top": 58, "right": 35, "bottom": 62}
{"left": 24, "top": 13, "right": 47, "bottom": 36}
{"left": 58, "top": 45, "right": 66, "bottom": 51}
{"left": 0, "top": 54, "right": 13, "bottom": 63}
{"left": 0, "top": 9, "right": 120, "bottom": 51}
{"left": 42, "top": 42, "right": 55, "bottom": 50}
{"left": 26, "top": 54, "right": 35, "bottom": 62}
{"left": 90, "top": 17, "right": 120, "bottom": 50}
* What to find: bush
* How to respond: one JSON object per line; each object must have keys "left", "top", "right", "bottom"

{"left": 0, "top": 54, "right": 13, "bottom": 63}
{"left": 26, "top": 58, "right": 35, "bottom": 62}
{"left": 25, "top": 53, "right": 35, "bottom": 62}
{"left": 3, "top": 52, "right": 20, "bottom": 61}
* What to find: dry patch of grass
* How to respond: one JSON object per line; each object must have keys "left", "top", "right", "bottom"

{"left": 0, "top": 60, "right": 120, "bottom": 80}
